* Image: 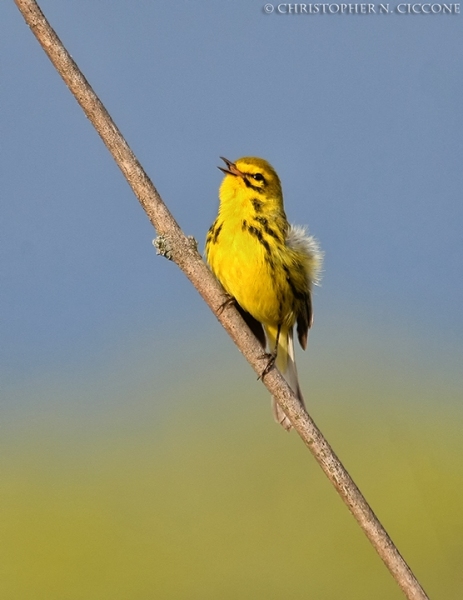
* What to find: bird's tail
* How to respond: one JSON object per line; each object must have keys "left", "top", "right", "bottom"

{"left": 265, "top": 325, "right": 305, "bottom": 432}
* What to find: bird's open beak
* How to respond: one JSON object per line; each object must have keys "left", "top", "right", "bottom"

{"left": 218, "top": 156, "right": 243, "bottom": 177}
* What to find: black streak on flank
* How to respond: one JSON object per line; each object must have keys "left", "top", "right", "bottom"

{"left": 248, "top": 224, "right": 271, "bottom": 255}
{"left": 206, "top": 224, "right": 214, "bottom": 245}
{"left": 242, "top": 219, "right": 247, "bottom": 231}
{"left": 212, "top": 222, "right": 222, "bottom": 244}
{"left": 254, "top": 216, "right": 281, "bottom": 242}
{"left": 266, "top": 255, "right": 275, "bottom": 271}
{"left": 282, "top": 264, "right": 305, "bottom": 301}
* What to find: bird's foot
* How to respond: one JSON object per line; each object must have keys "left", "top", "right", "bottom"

{"left": 217, "top": 294, "right": 236, "bottom": 315}
{"left": 258, "top": 350, "right": 277, "bottom": 380}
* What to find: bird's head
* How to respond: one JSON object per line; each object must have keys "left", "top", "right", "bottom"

{"left": 218, "top": 156, "right": 283, "bottom": 209}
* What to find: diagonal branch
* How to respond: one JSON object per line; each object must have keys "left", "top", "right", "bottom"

{"left": 13, "top": 1, "right": 429, "bottom": 599}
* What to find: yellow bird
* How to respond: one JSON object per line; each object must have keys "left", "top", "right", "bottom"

{"left": 205, "top": 156, "right": 322, "bottom": 431}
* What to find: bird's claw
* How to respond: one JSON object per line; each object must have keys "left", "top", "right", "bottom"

{"left": 217, "top": 294, "right": 235, "bottom": 315}
{"left": 258, "top": 351, "right": 277, "bottom": 380}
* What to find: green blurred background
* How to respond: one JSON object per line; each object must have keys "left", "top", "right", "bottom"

{"left": 2, "top": 1, "right": 462, "bottom": 598}
{"left": 2, "top": 315, "right": 462, "bottom": 598}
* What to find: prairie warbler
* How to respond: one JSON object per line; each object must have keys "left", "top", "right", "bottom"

{"left": 206, "top": 157, "right": 322, "bottom": 431}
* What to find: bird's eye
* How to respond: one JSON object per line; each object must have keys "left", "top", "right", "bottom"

{"left": 252, "top": 173, "right": 265, "bottom": 182}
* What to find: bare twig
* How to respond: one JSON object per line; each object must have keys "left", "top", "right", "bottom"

{"left": 14, "top": 1, "right": 429, "bottom": 599}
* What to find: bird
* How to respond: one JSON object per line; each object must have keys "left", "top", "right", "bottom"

{"left": 205, "top": 156, "right": 322, "bottom": 431}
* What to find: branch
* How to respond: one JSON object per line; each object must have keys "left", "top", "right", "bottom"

{"left": 14, "top": 2, "right": 429, "bottom": 599}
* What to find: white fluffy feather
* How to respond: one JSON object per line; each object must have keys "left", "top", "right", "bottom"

{"left": 286, "top": 224, "right": 323, "bottom": 286}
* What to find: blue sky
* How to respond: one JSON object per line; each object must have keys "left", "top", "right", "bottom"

{"left": 1, "top": 1, "right": 462, "bottom": 387}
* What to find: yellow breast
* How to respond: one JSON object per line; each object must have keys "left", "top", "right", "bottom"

{"left": 206, "top": 216, "right": 292, "bottom": 326}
